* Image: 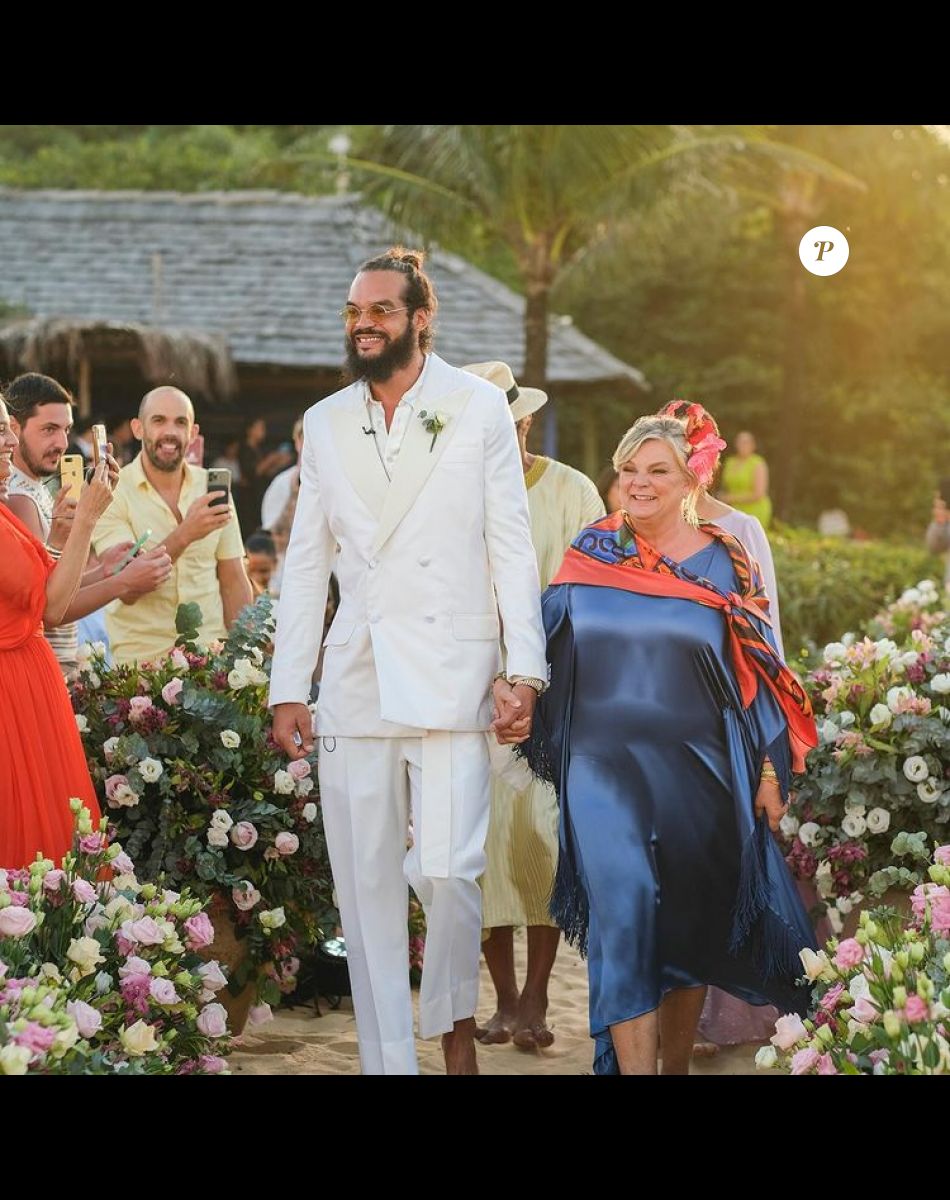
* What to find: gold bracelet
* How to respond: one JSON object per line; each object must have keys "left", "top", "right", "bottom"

{"left": 760, "top": 766, "right": 779, "bottom": 783}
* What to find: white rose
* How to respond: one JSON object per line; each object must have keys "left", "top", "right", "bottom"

{"left": 779, "top": 813, "right": 800, "bottom": 838}
{"left": 937, "top": 705, "right": 950, "bottom": 723}
{"left": 866, "top": 807, "right": 891, "bottom": 834}
{"left": 827, "top": 907, "right": 844, "bottom": 934}
{"left": 844, "top": 801, "right": 866, "bottom": 816}
{"left": 207, "top": 826, "right": 230, "bottom": 848}
{"left": 86, "top": 671, "right": 101, "bottom": 690}
{"left": 258, "top": 906, "right": 286, "bottom": 931}
{"left": 75, "top": 714, "right": 88, "bottom": 733}
{"left": 119, "top": 1020, "right": 159, "bottom": 1057}
{"left": 888, "top": 686, "right": 913, "bottom": 713}
{"left": 900, "top": 587, "right": 922, "bottom": 605}
{"left": 295, "top": 777, "right": 314, "bottom": 798}
{"left": 798, "top": 821, "right": 821, "bottom": 848}
{"left": 103, "top": 736, "right": 120, "bottom": 760}
{"left": 273, "top": 770, "right": 295, "bottom": 795}
{"left": 302, "top": 802, "right": 318, "bottom": 822}
{"left": 799, "top": 948, "right": 834, "bottom": 982}
{"left": 869, "top": 703, "right": 892, "bottom": 728}
{"left": 902, "top": 755, "right": 929, "bottom": 783}
{"left": 754, "top": 1045, "right": 778, "bottom": 1070}
{"left": 841, "top": 813, "right": 867, "bottom": 839}
{"left": 823, "top": 642, "right": 848, "bottom": 664}
{"left": 918, "top": 778, "right": 942, "bottom": 804}
{"left": 897, "top": 650, "right": 921, "bottom": 670}
{"left": 836, "top": 896, "right": 854, "bottom": 915}
{"left": 875, "top": 639, "right": 899, "bottom": 661}
{"left": 931, "top": 674, "right": 950, "bottom": 695}
{"left": 138, "top": 758, "right": 163, "bottom": 784}
{"left": 0, "top": 1044, "right": 32, "bottom": 1075}
{"left": 220, "top": 730, "right": 241, "bottom": 749}
{"left": 918, "top": 578, "right": 938, "bottom": 593}
{"left": 848, "top": 973, "right": 870, "bottom": 1002}
{"left": 111, "top": 783, "right": 140, "bottom": 808}
{"left": 66, "top": 936, "right": 105, "bottom": 977}
{"left": 210, "top": 809, "right": 234, "bottom": 831}
{"left": 838, "top": 711, "right": 856, "bottom": 728}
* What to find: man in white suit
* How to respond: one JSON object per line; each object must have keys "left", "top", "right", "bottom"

{"left": 269, "top": 247, "right": 547, "bottom": 1075}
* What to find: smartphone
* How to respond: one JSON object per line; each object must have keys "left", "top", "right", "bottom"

{"left": 207, "top": 467, "right": 231, "bottom": 508}
{"left": 110, "top": 529, "right": 153, "bottom": 576}
{"left": 60, "top": 454, "right": 85, "bottom": 496}
{"left": 91, "top": 424, "right": 108, "bottom": 467}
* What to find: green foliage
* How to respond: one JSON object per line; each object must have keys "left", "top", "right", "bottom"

{"left": 771, "top": 524, "right": 942, "bottom": 656}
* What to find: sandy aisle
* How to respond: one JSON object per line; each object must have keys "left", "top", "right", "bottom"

{"left": 230, "top": 930, "right": 764, "bottom": 1076}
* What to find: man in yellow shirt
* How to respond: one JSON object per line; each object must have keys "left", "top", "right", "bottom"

{"left": 93, "top": 386, "right": 253, "bottom": 665}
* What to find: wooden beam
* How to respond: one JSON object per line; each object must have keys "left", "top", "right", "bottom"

{"left": 77, "top": 357, "right": 92, "bottom": 419}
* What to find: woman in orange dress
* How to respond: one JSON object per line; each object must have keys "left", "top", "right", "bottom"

{"left": 0, "top": 393, "right": 116, "bottom": 867}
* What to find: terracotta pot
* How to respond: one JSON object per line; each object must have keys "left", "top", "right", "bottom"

{"left": 200, "top": 907, "right": 255, "bottom": 1037}
{"left": 841, "top": 886, "right": 912, "bottom": 941}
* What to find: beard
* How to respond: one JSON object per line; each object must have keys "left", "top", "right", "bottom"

{"left": 18, "top": 440, "right": 61, "bottom": 479}
{"left": 343, "top": 321, "right": 418, "bottom": 384}
{"left": 143, "top": 436, "right": 185, "bottom": 473}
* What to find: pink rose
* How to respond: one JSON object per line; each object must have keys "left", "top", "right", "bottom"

{"left": 111, "top": 852, "right": 135, "bottom": 876}
{"left": 79, "top": 833, "right": 104, "bottom": 854}
{"left": 196, "top": 1002, "right": 228, "bottom": 1037}
{"left": 198, "top": 1054, "right": 228, "bottom": 1074}
{"left": 818, "top": 982, "right": 845, "bottom": 1013}
{"left": 904, "top": 994, "right": 930, "bottom": 1023}
{"left": 149, "top": 977, "right": 180, "bottom": 1005}
{"left": 118, "top": 956, "right": 152, "bottom": 979}
{"left": 816, "top": 1053, "right": 838, "bottom": 1075}
{"left": 287, "top": 759, "right": 311, "bottom": 780}
{"left": 868, "top": 1048, "right": 890, "bottom": 1066}
{"left": 66, "top": 999, "right": 103, "bottom": 1039}
{"left": 848, "top": 996, "right": 879, "bottom": 1023}
{"left": 770, "top": 1013, "right": 808, "bottom": 1050}
{"left": 183, "top": 912, "right": 215, "bottom": 950}
{"left": 13, "top": 1021, "right": 57, "bottom": 1055}
{"left": 42, "top": 869, "right": 67, "bottom": 893}
{"left": 934, "top": 845, "right": 950, "bottom": 866}
{"left": 230, "top": 821, "right": 258, "bottom": 851}
{"left": 72, "top": 879, "right": 97, "bottom": 904}
{"left": 834, "top": 938, "right": 865, "bottom": 969}
{"left": 161, "top": 678, "right": 184, "bottom": 706}
{"left": 247, "top": 1003, "right": 274, "bottom": 1027}
{"left": 790, "top": 1047, "right": 821, "bottom": 1075}
{"left": 197, "top": 961, "right": 228, "bottom": 992}
{"left": 275, "top": 832, "right": 299, "bottom": 856}
{"left": 0, "top": 907, "right": 37, "bottom": 938}
{"left": 8, "top": 891, "right": 29, "bottom": 907}
{"left": 128, "top": 696, "right": 154, "bottom": 722}
{"left": 123, "top": 917, "right": 165, "bottom": 946}
{"left": 104, "top": 774, "right": 131, "bottom": 803}
{"left": 231, "top": 883, "right": 261, "bottom": 912}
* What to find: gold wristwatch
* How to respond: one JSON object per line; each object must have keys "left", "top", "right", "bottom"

{"left": 508, "top": 675, "right": 547, "bottom": 695}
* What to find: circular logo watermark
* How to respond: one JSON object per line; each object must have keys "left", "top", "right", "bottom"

{"left": 799, "top": 226, "right": 849, "bottom": 276}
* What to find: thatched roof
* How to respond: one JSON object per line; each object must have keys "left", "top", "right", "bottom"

{"left": 0, "top": 316, "right": 237, "bottom": 398}
{"left": 0, "top": 189, "right": 647, "bottom": 391}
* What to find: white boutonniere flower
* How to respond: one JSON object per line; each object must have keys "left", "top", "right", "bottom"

{"left": 419, "top": 409, "right": 449, "bottom": 453}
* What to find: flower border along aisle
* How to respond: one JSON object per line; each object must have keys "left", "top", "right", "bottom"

{"left": 785, "top": 580, "right": 950, "bottom": 932}
{"left": 69, "top": 598, "right": 336, "bottom": 1024}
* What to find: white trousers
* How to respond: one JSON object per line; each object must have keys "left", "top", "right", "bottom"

{"left": 317, "top": 732, "right": 490, "bottom": 1075}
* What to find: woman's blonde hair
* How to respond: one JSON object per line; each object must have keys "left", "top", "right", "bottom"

{"left": 612, "top": 415, "right": 703, "bottom": 527}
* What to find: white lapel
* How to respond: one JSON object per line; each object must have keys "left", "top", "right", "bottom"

{"left": 327, "top": 389, "right": 389, "bottom": 520}
{"left": 371, "top": 362, "right": 474, "bottom": 554}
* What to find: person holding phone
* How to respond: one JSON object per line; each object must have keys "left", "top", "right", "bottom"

{"left": 0, "top": 390, "right": 117, "bottom": 867}
{"left": 92, "top": 386, "right": 253, "bottom": 665}
{"left": 925, "top": 477, "right": 950, "bottom": 588}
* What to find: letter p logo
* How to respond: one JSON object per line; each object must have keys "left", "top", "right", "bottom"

{"left": 800, "top": 226, "right": 850, "bottom": 276}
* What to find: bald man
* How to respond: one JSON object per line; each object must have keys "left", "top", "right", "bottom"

{"left": 93, "top": 387, "right": 253, "bottom": 664}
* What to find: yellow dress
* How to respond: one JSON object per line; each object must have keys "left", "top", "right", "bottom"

{"left": 480, "top": 457, "right": 605, "bottom": 930}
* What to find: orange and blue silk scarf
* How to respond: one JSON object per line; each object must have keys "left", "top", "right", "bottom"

{"left": 552, "top": 511, "right": 817, "bottom": 771}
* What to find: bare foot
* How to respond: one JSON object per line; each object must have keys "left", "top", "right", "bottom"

{"left": 475, "top": 1006, "right": 518, "bottom": 1045}
{"left": 513, "top": 990, "right": 554, "bottom": 1050}
{"left": 691, "top": 1041, "right": 720, "bottom": 1059}
{"left": 442, "top": 1017, "right": 479, "bottom": 1075}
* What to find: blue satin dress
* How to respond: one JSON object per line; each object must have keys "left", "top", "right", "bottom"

{"left": 528, "top": 541, "right": 816, "bottom": 1074}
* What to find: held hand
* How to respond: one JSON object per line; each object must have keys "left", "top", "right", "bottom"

{"left": 491, "top": 680, "right": 537, "bottom": 745}
{"left": 74, "top": 459, "right": 115, "bottom": 526}
{"left": 182, "top": 491, "right": 232, "bottom": 543}
{"left": 117, "top": 546, "right": 173, "bottom": 599}
{"left": 48, "top": 484, "right": 79, "bottom": 549}
{"left": 272, "top": 702, "right": 314, "bottom": 760}
{"left": 97, "top": 541, "right": 135, "bottom": 576}
{"left": 754, "top": 777, "right": 788, "bottom": 834}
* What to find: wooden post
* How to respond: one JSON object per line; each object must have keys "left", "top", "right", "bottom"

{"left": 77, "top": 356, "right": 92, "bottom": 419}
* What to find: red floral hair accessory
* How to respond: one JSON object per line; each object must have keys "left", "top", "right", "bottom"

{"left": 659, "top": 399, "right": 727, "bottom": 487}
